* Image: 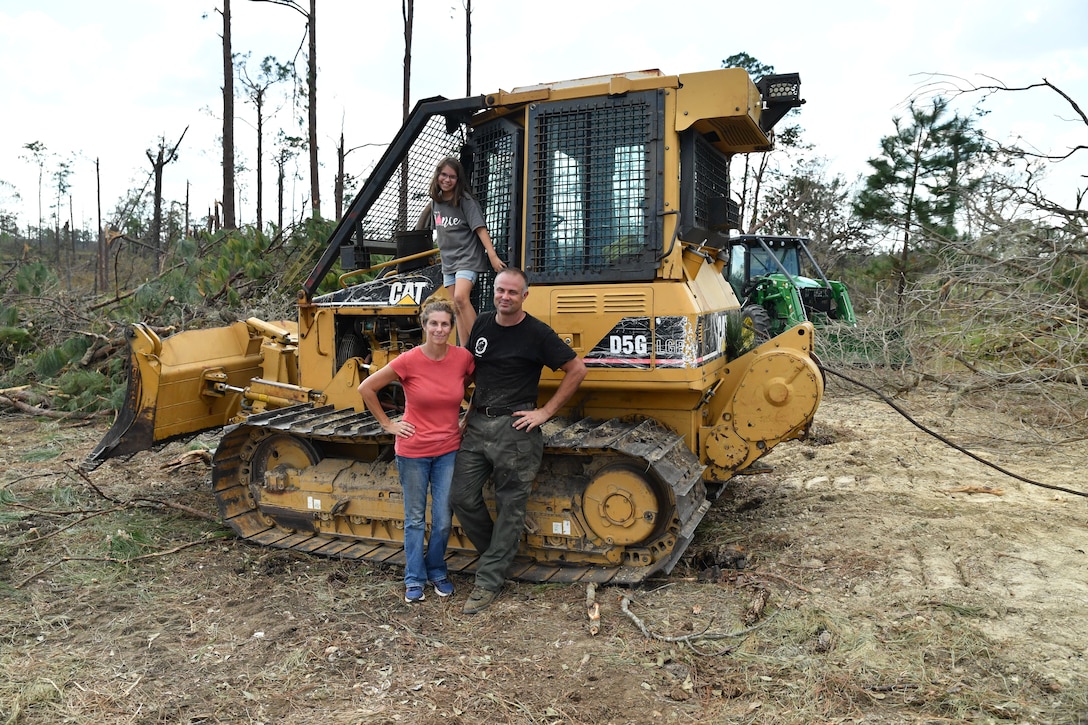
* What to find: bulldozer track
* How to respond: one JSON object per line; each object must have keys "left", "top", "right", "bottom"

{"left": 211, "top": 403, "right": 710, "bottom": 585}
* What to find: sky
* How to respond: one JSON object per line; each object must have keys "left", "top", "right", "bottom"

{"left": 0, "top": 0, "right": 1085, "bottom": 233}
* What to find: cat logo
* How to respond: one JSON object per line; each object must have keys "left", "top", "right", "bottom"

{"left": 388, "top": 280, "right": 428, "bottom": 305}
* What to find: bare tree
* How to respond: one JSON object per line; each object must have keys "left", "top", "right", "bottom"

{"left": 50, "top": 157, "right": 72, "bottom": 265}
{"left": 239, "top": 54, "right": 292, "bottom": 234}
{"left": 335, "top": 129, "right": 347, "bottom": 222}
{"left": 399, "top": 0, "right": 414, "bottom": 229}
{"left": 220, "top": 0, "right": 236, "bottom": 229}
{"left": 920, "top": 75, "right": 1087, "bottom": 212}
{"left": 146, "top": 127, "right": 189, "bottom": 268}
{"left": 274, "top": 132, "right": 304, "bottom": 235}
{"left": 96, "top": 158, "right": 106, "bottom": 292}
{"left": 464, "top": 0, "right": 472, "bottom": 95}
{"left": 253, "top": 0, "right": 320, "bottom": 219}
{"left": 334, "top": 128, "right": 382, "bottom": 221}
{"left": 20, "top": 141, "right": 48, "bottom": 254}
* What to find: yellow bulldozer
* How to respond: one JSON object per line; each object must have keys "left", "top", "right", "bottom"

{"left": 86, "top": 67, "right": 823, "bottom": 584}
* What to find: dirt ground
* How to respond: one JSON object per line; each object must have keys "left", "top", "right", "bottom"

{"left": 2, "top": 380, "right": 1087, "bottom": 724}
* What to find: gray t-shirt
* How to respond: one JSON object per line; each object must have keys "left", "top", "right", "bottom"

{"left": 430, "top": 196, "right": 488, "bottom": 274}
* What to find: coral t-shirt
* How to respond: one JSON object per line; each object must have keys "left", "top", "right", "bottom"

{"left": 389, "top": 345, "right": 474, "bottom": 458}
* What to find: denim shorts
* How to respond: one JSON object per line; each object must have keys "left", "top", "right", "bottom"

{"left": 443, "top": 269, "right": 479, "bottom": 287}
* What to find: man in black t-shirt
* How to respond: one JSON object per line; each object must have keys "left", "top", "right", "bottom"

{"left": 451, "top": 268, "right": 587, "bottom": 615}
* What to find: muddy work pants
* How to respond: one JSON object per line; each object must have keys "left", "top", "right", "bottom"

{"left": 451, "top": 412, "right": 544, "bottom": 592}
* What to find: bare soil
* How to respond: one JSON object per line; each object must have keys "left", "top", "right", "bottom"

{"left": 2, "top": 382, "right": 1087, "bottom": 724}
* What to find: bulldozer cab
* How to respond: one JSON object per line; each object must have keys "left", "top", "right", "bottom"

{"left": 317, "top": 69, "right": 806, "bottom": 300}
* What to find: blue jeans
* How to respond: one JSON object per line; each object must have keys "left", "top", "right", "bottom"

{"left": 397, "top": 450, "right": 457, "bottom": 588}
{"left": 443, "top": 269, "right": 479, "bottom": 287}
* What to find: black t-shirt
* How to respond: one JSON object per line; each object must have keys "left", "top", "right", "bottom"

{"left": 468, "top": 312, "right": 576, "bottom": 408}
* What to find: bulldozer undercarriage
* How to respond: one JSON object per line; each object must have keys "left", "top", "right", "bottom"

{"left": 211, "top": 403, "right": 710, "bottom": 585}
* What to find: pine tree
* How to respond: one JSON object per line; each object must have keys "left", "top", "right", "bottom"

{"left": 853, "top": 98, "right": 988, "bottom": 312}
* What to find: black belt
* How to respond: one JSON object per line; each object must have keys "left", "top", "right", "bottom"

{"left": 474, "top": 403, "right": 534, "bottom": 417}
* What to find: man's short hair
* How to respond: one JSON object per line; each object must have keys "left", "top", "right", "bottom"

{"left": 496, "top": 267, "right": 529, "bottom": 289}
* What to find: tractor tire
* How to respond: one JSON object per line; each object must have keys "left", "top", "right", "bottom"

{"left": 741, "top": 304, "right": 773, "bottom": 343}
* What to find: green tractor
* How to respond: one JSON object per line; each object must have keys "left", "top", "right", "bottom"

{"left": 727, "top": 235, "right": 856, "bottom": 338}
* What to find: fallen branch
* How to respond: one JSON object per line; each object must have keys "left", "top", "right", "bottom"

{"left": 0, "top": 385, "right": 31, "bottom": 396}
{"left": 11, "top": 506, "right": 126, "bottom": 545}
{"left": 80, "top": 339, "right": 123, "bottom": 367}
{"left": 161, "top": 449, "right": 213, "bottom": 470}
{"left": 0, "top": 393, "right": 108, "bottom": 420}
{"left": 131, "top": 497, "right": 219, "bottom": 522}
{"left": 620, "top": 595, "right": 770, "bottom": 646}
{"left": 71, "top": 464, "right": 219, "bottom": 522}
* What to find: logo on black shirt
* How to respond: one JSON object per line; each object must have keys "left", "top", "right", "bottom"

{"left": 474, "top": 337, "right": 488, "bottom": 356}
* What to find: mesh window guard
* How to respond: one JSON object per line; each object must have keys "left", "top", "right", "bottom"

{"left": 465, "top": 119, "right": 521, "bottom": 313}
{"left": 526, "top": 91, "right": 662, "bottom": 284}
{"left": 355, "top": 114, "right": 466, "bottom": 246}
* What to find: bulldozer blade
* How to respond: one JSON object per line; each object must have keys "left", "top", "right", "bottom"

{"left": 83, "top": 322, "right": 270, "bottom": 470}
{"left": 83, "top": 334, "right": 154, "bottom": 469}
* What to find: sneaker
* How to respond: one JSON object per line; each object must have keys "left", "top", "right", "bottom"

{"left": 404, "top": 585, "right": 425, "bottom": 604}
{"left": 462, "top": 586, "right": 498, "bottom": 615}
{"left": 431, "top": 578, "right": 455, "bottom": 598}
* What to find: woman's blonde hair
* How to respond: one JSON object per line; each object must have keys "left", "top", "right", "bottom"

{"left": 420, "top": 299, "right": 455, "bottom": 327}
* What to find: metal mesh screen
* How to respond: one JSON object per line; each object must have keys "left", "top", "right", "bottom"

{"left": 356, "top": 114, "right": 465, "bottom": 243}
{"left": 470, "top": 122, "right": 517, "bottom": 261}
{"left": 465, "top": 120, "right": 520, "bottom": 312}
{"left": 526, "top": 91, "right": 661, "bottom": 283}
{"left": 692, "top": 133, "right": 732, "bottom": 230}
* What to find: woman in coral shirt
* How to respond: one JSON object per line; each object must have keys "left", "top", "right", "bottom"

{"left": 358, "top": 300, "right": 474, "bottom": 603}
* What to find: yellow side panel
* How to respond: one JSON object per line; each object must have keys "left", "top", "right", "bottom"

{"left": 146, "top": 322, "right": 263, "bottom": 439}
{"left": 675, "top": 69, "right": 770, "bottom": 152}
{"left": 297, "top": 308, "right": 337, "bottom": 390}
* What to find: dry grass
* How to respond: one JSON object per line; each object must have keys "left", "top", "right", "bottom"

{"left": 2, "top": 389, "right": 1088, "bottom": 724}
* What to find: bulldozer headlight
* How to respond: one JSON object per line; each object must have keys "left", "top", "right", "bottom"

{"left": 759, "top": 74, "right": 801, "bottom": 102}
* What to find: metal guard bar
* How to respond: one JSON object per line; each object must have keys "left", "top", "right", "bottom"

{"left": 301, "top": 94, "right": 489, "bottom": 300}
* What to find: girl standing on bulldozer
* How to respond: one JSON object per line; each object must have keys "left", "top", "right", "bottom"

{"left": 419, "top": 156, "right": 506, "bottom": 344}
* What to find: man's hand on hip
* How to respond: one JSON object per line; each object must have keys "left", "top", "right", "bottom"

{"left": 512, "top": 408, "right": 550, "bottom": 431}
